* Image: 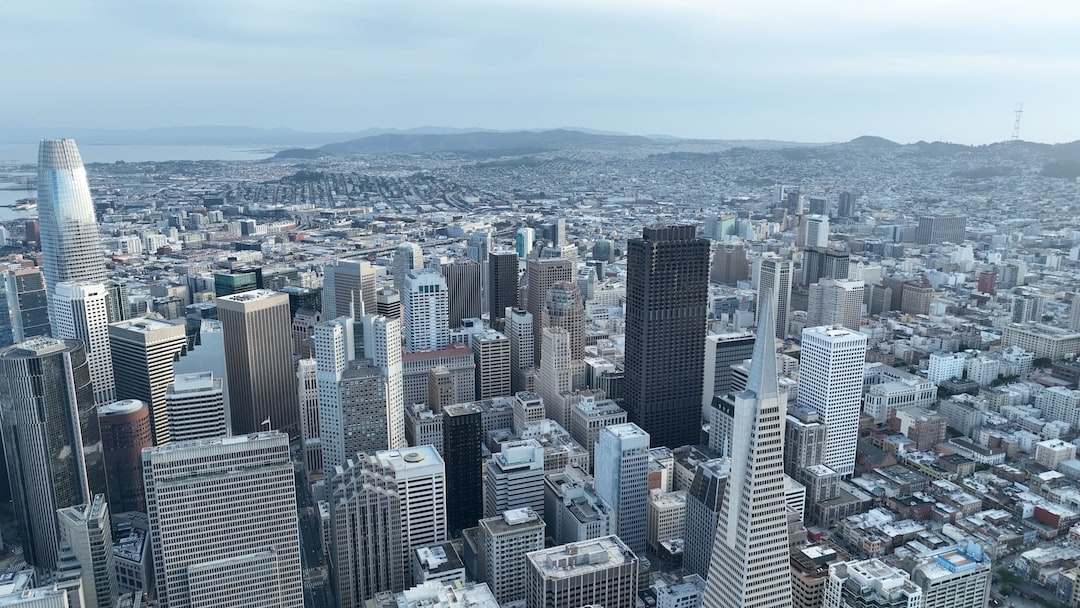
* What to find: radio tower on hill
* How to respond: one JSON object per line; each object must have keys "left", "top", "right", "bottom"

{"left": 1011, "top": 103, "right": 1023, "bottom": 141}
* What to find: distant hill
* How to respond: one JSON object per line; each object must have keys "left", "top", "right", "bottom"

{"left": 845, "top": 135, "right": 901, "bottom": 148}
{"left": 311, "top": 129, "right": 657, "bottom": 156}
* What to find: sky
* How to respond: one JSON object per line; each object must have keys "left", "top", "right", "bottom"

{"left": 3, "top": 0, "right": 1079, "bottom": 144}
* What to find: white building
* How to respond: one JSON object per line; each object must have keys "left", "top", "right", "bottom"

{"left": 484, "top": 439, "right": 545, "bottom": 518}
{"left": 403, "top": 269, "right": 450, "bottom": 352}
{"left": 164, "top": 372, "right": 226, "bottom": 441}
{"left": 798, "top": 326, "right": 867, "bottom": 478}
{"left": 927, "top": 351, "right": 967, "bottom": 384}
{"left": 525, "top": 536, "right": 639, "bottom": 608}
{"left": 52, "top": 282, "right": 114, "bottom": 405}
{"left": 476, "top": 508, "right": 545, "bottom": 605}
{"left": 143, "top": 433, "right": 303, "bottom": 608}
{"left": 647, "top": 489, "right": 687, "bottom": 551}
{"left": 57, "top": 495, "right": 116, "bottom": 608}
{"left": 296, "top": 358, "right": 321, "bottom": 474}
{"left": 807, "top": 279, "right": 864, "bottom": 331}
{"left": 910, "top": 546, "right": 992, "bottom": 608}
{"left": 594, "top": 423, "right": 650, "bottom": 555}
{"left": 824, "top": 559, "right": 922, "bottom": 608}
{"left": 538, "top": 327, "right": 574, "bottom": 428}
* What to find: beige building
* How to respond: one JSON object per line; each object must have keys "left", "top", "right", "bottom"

{"left": 525, "top": 536, "right": 639, "bottom": 608}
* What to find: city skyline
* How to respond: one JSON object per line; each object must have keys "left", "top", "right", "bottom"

{"left": 2, "top": 1, "right": 1079, "bottom": 144}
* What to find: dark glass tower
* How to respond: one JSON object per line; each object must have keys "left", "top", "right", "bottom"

{"left": 442, "top": 403, "right": 483, "bottom": 534}
{"left": 441, "top": 258, "right": 482, "bottom": 330}
{"left": 623, "top": 225, "right": 710, "bottom": 448}
{"left": 0, "top": 337, "right": 105, "bottom": 570}
{"left": 488, "top": 249, "right": 519, "bottom": 327}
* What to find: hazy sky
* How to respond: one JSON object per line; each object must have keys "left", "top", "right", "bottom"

{"left": 5, "top": 0, "right": 1078, "bottom": 143}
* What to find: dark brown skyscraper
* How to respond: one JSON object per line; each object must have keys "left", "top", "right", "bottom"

{"left": 441, "top": 258, "right": 482, "bottom": 329}
{"left": 623, "top": 225, "right": 710, "bottom": 448}
{"left": 98, "top": 399, "right": 153, "bottom": 513}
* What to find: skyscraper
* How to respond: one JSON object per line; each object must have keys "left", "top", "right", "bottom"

{"left": 701, "top": 331, "right": 755, "bottom": 412}
{"left": 488, "top": 249, "right": 519, "bottom": 327}
{"left": 37, "top": 140, "right": 107, "bottom": 321}
{"left": 443, "top": 403, "right": 483, "bottom": 534}
{"left": 483, "top": 439, "right": 546, "bottom": 518}
{"left": 537, "top": 327, "right": 573, "bottom": 428}
{"left": 98, "top": 399, "right": 152, "bottom": 514}
{"left": 329, "top": 446, "right": 446, "bottom": 607}
{"left": 682, "top": 459, "right": 729, "bottom": 579}
{"left": 440, "top": 258, "right": 481, "bottom": 329}
{"left": 109, "top": 317, "right": 187, "bottom": 445}
{"left": 164, "top": 372, "right": 227, "bottom": 441}
{"left": 802, "top": 247, "right": 850, "bottom": 285}
{"left": 403, "top": 269, "right": 450, "bottom": 352}
{"left": 323, "top": 259, "right": 377, "bottom": 318}
{"left": 797, "top": 326, "right": 867, "bottom": 478}
{"left": 756, "top": 254, "right": 793, "bottom": 339}
{"left": 393, "top": 242, "right": 424, "bottom": 292}
{"left": 0, "top": 338, "right": 106, "bottom": 570}
{"left": 711, "top": 239, "right": 750, "bottom": 285}
{"left": 544, "top": 281, "right": 585, "bottom": 360}
{"left": 624, "top": 225, "right": 710, "bottom": 448}
{"left": 471, "top": 329, "right": 511, "bottom": 399}
{"left": 703, "top": 287, "right": 793, "bottom": 608}
{"left": 144, "top": 432, "right": 303, "bottom": 608}
{"left": 5, "top": 268, "right": 50, "bottom": 341}
{"left": 807, "top": 279, "right": 865, "bottom": 331}
{"left": 526, "top": 257, "right": 573, "bottom": 366}
{"left": 800, "top": 214, "right": 830, "bottom": 248}
{"left": 505, "top": 308, "right": 535, "bottom": 394}
{"left": 296, "top": 358, "right": 321, "bottom": 474}
{"left": 593, "top": 423, "right": 650, "bottom": 555}
{"left": 515, "top": 226, "right": 534, "bottom": 259}
{"left": 218, "top": 290, "right": 299, "bottom": 436}
{"left": 53, "top": 281, "right": 115, "bottom": 404}
{"left": 57, "top": 494, "right": 117, "bottom": 608}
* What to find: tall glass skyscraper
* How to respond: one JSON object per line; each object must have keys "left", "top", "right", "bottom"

{"left": 37, "top": 140, "right": 106, "bottom": 320}
{"left": 623, "top": 225, "right": 710, "bottom": 448}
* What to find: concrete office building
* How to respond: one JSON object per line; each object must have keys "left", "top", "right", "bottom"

{"left": 164, "top": 372, "right": 226, "bottom": 442}
{"left": 798, "top": 326, "right": 867, "bottom": 478}
{"left": 701, "top": 331, "right": 755, "bottom": 412}
{"left": 52, "top": 281, "right": 115, "bottom": 404}
{"left": 471, "top": 329, "right": 510, "bottom": 400}
{"left": 323, "top": 259, "right": 377, "bottom": 319}
{"left": 393, "top": 242, "right": 424, "bottom": 292}
{"left": 218, "top": 290, "right": 299, "bottom": 437}
{"left": 538, "top": 327, "right": 574, "bottom": 428}
{"left": 624, "top": 225, "right": 710, "bottom": 449}
{"left": 524, "top": 535, "right": 639, "bottom": 608}
{"left": 824, "top": 559, "right": 922, "bottom": 608}
{"left": 505, "top": 308, "right": 535, "bottom": 394}
{"left": 443, "top": 403, "right": 484, "bottom": 534}
{"left": 807, "top": 279, "right": 864, "bottom": 331}
{"left": 483, "top": 439, "right": 546, "bottom": 518}
{"left": 594, "top": 423, "right": 650, "bottom": 555}
{"left": 681, "top": 458, "right": 729, "bottom": 579}
{"left": 526, "top": 257, "right": 573, "bottom": 366}
{"left": 403, "top": 269, "right": 451, "bottom": 352}
{"left": 296, "top": 358, "right": 322, "bottom": 474}
{"left": 57, "top": 495, "right": 116, "bottom": 608}
{"left": 916, "top": 215, "right": 966, "bottom": 245}
{"left": 569, "top": 393, "right": 626, "bottom": 470}
{"left": 756, "top": 254, "right": 793, "bottom": 339}
{"left": 1, "top": 338, "right": 106, "bottom": 571}
{"left": 703, "top": 288, "right": 792, "bottom": 608}
{"left": 544, "top": 282, "right": 586, "bottom": 360}
{"left": 109, "top": 317, "right": 187, "bottom": 445}
{"left": 475, "top": 509, "right": 545, "bottom": 605}
{"left": 143, "top": 433, "right": 302, "bottom": 608}
{"left": 543, "top": 467, "right": 614, "bottom": 546}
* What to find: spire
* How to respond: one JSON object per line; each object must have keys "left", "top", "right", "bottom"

{"left": 748, "top": 285, "right": 780, "bottom": 400}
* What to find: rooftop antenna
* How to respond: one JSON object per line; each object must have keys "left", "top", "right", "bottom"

{"left": 1011, "top": 103, "right": 1024, "bottom": 142}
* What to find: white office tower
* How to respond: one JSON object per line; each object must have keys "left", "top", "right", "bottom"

{"left": 403, "top": 269, "right": 450, "bottom": 352}
{"left": 143, "top": 433, "right": 302, "bottom": 608}
{"left": 477, "top": 509, "right": 545, "bottom": 605}
{"left": 471, "top": 329, "right": 510, "bottom": 399}
{"left": 323, "top": 259, "right": 377, "bottom": 319}
{"left": 807, "top": 279, "right": 864, "bottom": 331}
{"left": 797, "top": 326, "right": 867, "bottom": 478}
{"left": 109, "top": 317, "right": 187, "bottom": 445}
{"left": 703, "top": 287, "right": 792, "bottom": 608}
{"left": 538, "top": 327, "right": 573, "bottom": 428}
{"left": 37, "top": 140, "right": 108, "bottom": 321}
{"left": 296, "top": 358, "right": 322, "bottom": 474}
{"left": 52, "top": 282, "right": 115, "bottom": 404}
{"left": 330, "top": 446, "right": 446, "bottom": 606}
{"left": 164, "top": 372, "right": 226, "bottom": 441}
{"left": 316, "top": 317, "right": 353, "bottom": 471}
{"left": 801, "top": 214, "right": 830, "bottom": 248}
{"left": 57, "top": 495, "right": 117, "bottom": 608}
{"left": 755, "top": 255, "right": 793, "bottom": 339}
{"left": 506, "top": 307, "right": 535, "bottom": 394}
{"left": 484, "top": 439, "right": 546, "bottom": 518}
{"left": 394, "top": 242, "right": 424, "bottom": 291}
{"left": 910, "top": 546, "right": 991, "bottom": 608}
{"left": 824, "top": 559, "right": 922, "bottom": 608}
{"left": 525, "top": 535, "right": 639, "bottom": 608}
{"left": 357, "top": 314, "right": 405, "bottom": 451}
{"left": 593, "top": 423, "right": 650, "bottom": 556}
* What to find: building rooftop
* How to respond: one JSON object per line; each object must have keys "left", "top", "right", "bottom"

{"left": 216, "top": 288, "right": 283, "bottom": 303}
{"left": 168, "top": 372, "right": 219, "bottom": 393}
{"left": 527, "top": 535, "right": 636, "bottom": 578}
{"left": 111, "top": 317, "right": 179, "bottom": 332}
{"left": 99, "top": 399, "right": 147, "bottom": 416}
